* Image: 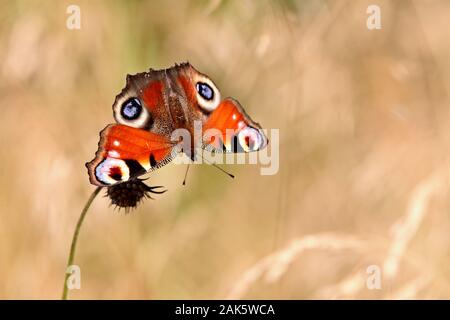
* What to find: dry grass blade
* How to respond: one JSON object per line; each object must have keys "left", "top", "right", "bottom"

{"left": 226, "top": 233, "right": 365, "bottom": 299}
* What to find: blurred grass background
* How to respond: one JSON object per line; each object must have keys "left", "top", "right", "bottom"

{"left": 0, "top": 0, "right": 449, "bottom": 299}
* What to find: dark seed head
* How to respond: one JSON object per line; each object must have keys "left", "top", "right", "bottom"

{"left": 106, "top": 178, "right": 166, "bottom": 212}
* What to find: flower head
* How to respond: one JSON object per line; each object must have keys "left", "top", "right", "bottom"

{"left": 106, "top": 178, "right": 166, "bottom": 212}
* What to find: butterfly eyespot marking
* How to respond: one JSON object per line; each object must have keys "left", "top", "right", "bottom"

{"left": 109, "top": 166, "right": 123, "bottom": 181}
{"left": 114, "top": 97, "right": 151, "bottom": 128}
{"left": 194, "top": 77, "right": 221, "bottom": 112}
{"left": 95, "top": 158, "right": 130, "bottom": 185}
{"left": 237, "top": 126, "right": 266, "bottom": 152}
{"left": 196, "top": 82, "right": 214, "bottom": 101}
{"left": 121, "top": 98, "right": 142, "bottom": 120}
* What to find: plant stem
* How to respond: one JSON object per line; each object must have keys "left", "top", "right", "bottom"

{"left": 62, "top": 186, "right": 102, "bottom": 300}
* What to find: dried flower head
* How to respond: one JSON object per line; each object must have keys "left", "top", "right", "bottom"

{"left": 106, "top": 178, "right": 166, "bottom": 212}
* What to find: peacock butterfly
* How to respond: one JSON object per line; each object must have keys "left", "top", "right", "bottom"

{"left": 86, "top": 63, "right": 268, "bottom": 187}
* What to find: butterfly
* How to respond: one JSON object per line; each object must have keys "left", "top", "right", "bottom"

{"left": 86, "top": 63, "right": 268, "bottom": 187}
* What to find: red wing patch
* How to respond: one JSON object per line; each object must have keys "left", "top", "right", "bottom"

{"left": 203, "top": 98, "right": 268, "bottom": 153}
{"left": 142, "top": 80, "right": 163, "bottom": 111}
{"left": 86, "top": 124, "right": 176, "bottom": 186}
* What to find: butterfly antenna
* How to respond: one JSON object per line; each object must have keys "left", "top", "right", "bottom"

{"left": 182, "top": 164, "right": 190, "bottom": 186}
{"left": 199, "top": 154, "right": 235, "bottom": 179}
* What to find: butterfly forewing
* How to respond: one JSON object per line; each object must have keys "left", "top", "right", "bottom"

{"left": 86, "top": 124, "right": 177, "bottom": 186}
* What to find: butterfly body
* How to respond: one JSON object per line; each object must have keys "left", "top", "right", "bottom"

{"left": 87, "top": 63, "right": 267, "bottom": 187}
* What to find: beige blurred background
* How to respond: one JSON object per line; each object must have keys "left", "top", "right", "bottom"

{"left": 0, "top": 0, "right": 449, "bottom": 299}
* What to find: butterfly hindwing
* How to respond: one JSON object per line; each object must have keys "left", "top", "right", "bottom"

{"left": 86, "top": 124, "right": 176, "bottom": 186}
{"left": 202, "top": 98, "right": 267, "bottom": 153}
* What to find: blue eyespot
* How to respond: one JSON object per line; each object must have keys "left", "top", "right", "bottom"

{"left": 196, "top": 82, "right": 214, "bottom": 101}
{"left": 121, "top": 98, "right": 142, "bottom": 120}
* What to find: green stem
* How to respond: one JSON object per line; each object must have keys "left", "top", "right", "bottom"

{"left": 62, "top": 186, "right": 102, "bottom": 300}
